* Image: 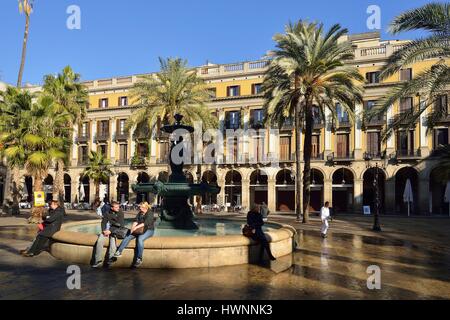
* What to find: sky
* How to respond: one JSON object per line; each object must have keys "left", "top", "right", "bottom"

{"left": 0, "top": 0, "right": 433, "bottom": 85}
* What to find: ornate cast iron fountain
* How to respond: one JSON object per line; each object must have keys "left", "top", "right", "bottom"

{"left": 131, "top": 114, "right": 220, "bottom": 229}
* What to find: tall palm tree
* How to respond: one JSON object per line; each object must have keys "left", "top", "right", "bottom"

{"left": 17, "top": 96, "right": 69, "bottom": 222}
{"left": 17, "top": 0, "right": 34, "bottom": 87}
{"left": 366, "top": 2, "right": 450, "bottom": 136}
{"left": 43, "top": 66, "right": 88, "bottom": 204}
{"left": 128, "top": 57, "right": 217, "bottom": 132}
{"left": 0, "top": 87, "right": 32, "bottom": 215}
{"left": 263, "top": 21, "right": 364, "bottom": 223}
{"left": 83, "top": 151, "right": 114, "bottom": 201}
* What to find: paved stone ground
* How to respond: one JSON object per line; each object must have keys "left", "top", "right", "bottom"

{"left": 0, "top": 210, "right": 449, "bottom": 300}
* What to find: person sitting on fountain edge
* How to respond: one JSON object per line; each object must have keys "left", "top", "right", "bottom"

{"left": 246, "top": 205, "right": 276, "bottom": 262}
{"left": 20, "top": 200, "right": 65, "bottom": 257}
{"left": 111, "top": 201, "right": 156, "bottom": 267}
{"left": 92, "top": 201, "right": 124, "bottom": 268}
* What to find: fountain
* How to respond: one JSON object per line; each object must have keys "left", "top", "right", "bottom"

{"left": 48, "top": 115, "right": 296, "bottom": 268}
{"left": 131, "top": 114, "right": 220, "bottom": 230}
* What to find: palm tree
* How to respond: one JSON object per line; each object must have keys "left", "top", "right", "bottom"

{"left": 128, "top": 57, "right": 217, "bottom": 132}
{"left": 17, "top": 0, "right": 34, "bottom": 87}
{"left": 366, "top": 2, "right": 450, "bottom": 137}
{"left": 263, "top": 21, "right": 364, "bottom": 223}
{"left": 17, "top": 96, "right": 69, "bottom": 222}
{"left": 0, "top": 87, "right": 32, "bottom": 215}
{"left": 83, "top": 151, "right": 114, "bottom": 202}
{"left": 42, "top": 66, "right": 88, "bottom": 204}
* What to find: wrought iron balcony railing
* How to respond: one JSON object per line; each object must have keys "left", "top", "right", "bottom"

{"left": 76, "top": 135, "right": 90, "bottom": 144}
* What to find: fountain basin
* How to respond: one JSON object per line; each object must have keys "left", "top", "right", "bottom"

{"left": 49, "top": 218, "right": 296, "bottom": 268}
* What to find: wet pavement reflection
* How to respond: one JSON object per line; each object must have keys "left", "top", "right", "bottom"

{"left": 0, "top": 218, "right": 450, "bottom": 300}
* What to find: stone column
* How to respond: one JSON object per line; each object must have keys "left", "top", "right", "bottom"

{"left": 419, "top": 99, "right": 430, "bottom": 157}
{"left": 150, "top": 129, "right": 157, "bottom": 163}
{"left": 71, "top": 179, "right": 79, "bottom": 203}
{"left": 109, "top": 177, "right": 117, "bottom": 202}
{"left": 418, "top": 178, "right": 430, "bottom": 215}
{"left": 241, "top": 179, "right": 250, "bottom": 211}
{"left": 91, "top": 120, "right": 97, "bottom": 152}
{"left": 130, "top": 125, "right": 137, "bottom": 157}
{"left": 324, "top": 109, "right": 332, "bottom": 157}
{"left": 354, "top": 103, "right": 363, "bottom": 160}
{"left": 386, "top": 105, "right": 395, "bottom": 155}
{"left": 267, "top": 178, "right": 276, "bottom": 213}
{"left": 324, "top": 179, "right": 333, "bottom": 207}
{"left": 89, "top": 180, "right": 96, "bottom": 203}
{"left": 72, "top": 125, "right": 78, "bottom": 167}
{"left": 353, "top": 178, "right": 363, "bottom": 214}
{"left": 110, "top": 118, "right": 116, "bottom": 163}
{"left": 384, "top": 178, "right": 395, "bottom": 214}
{"left": 217, "top": 179, "right": 225, "bottom": 207}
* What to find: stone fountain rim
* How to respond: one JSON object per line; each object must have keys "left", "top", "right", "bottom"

{"left": 52, "top": 218, "right": 295, "bottom": 249}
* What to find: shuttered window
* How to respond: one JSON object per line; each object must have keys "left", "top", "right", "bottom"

{"left": 367, "top": 132, "right": 380, "bottom": 156}
{"left": 279, "top": 136, "right": 291, "bottom": 161}
{"left": 312, "top": 135, "right": 320, "bottom": 158}
{"left": 336, "top": 134, "right": 349, "bottom": 158}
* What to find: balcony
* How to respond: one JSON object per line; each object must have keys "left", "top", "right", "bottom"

{"left": 76, "top": 135, "right": 90, "bottom": 144}
{"left": 364, "top": 115, "right": 386, "bottom": 127}
{"left": 313, "top": 119, "right": 324, "bottom": 130}
{"left": 115, "top": 158, "right": 129, "bottom": 166}
{"left": 352, "top": 42, "right": 406, "bottom": 61}
{"left": 95, "top": 132, "right": 110, "bottom": 142}
{"left": 363, "top": 152, "right": 383, "bottom": 160}
{"left": 389, "top": 112, "right": 419, "bottom": 126}
{"left": 280, "top": 119, "right": 294, "bottom": 130}
{"left": 198, "top": 60, "right": 269, "bottom": 77}
{"left": 333, "top": 119, "right": 352, "bottom": 129}
{"left": 327, "top": 151, "right": 355, "bottom": 162}
{"left": 77, "top": 158, "right": 89, "bottom": 166}
{"left": 392, "top": 149, "right": 421, "bottom": 160}
{"left": 130, "top": 156, "right": 148, "bottom": 168}
{"left": 279, "top": 153, "right": 295, "bottom": 163}
{"left": 311, "top": 152, "right": 325, "bottom": 161}
{"left": 115, "top": 132, "right": 129, "bottom": 141}
{"left": 156, "top": 154, "right": 169, "bottom": 164}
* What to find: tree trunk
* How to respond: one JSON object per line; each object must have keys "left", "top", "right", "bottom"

{"left": 17, "top": 15, "right": 30, "bottom": 88}
{"left": 29, "top": 172, "right": 44, "bottom": 224}
{"left": 302, "top": 102, "right": 314, "bottom": 224}
{"left": 11, "top": 166, "right": 21, "bottom": 216}
{"left": 294, "top": 99, "right": 302, "bottom": 220}
{"left": 53, "top": 159, "right": 65, "bottom": 203}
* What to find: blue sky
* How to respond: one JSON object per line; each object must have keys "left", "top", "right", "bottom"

{"left": 0, "top": 0, "right": 433, "bottom": 85}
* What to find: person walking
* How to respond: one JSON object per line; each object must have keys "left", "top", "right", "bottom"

{"left": 91, "top": 201, "right": 124, "bottom": 268}
{"left": 112, "top": 202, "right": 156, "bottom": 267}
{"left": 320, "top": 201, "right": 331, "bottom": 238}
{"left": 246, "top": 205, "right": 276, "bottom": 262}
{"left": 21, "top": 200, "right": 65, "bottom": 257}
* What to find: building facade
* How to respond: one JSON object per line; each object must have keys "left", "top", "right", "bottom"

{"left": 2, "top": 32, "right": 449, "bottom": 215}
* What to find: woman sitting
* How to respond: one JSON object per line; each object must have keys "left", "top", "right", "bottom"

{"left": 246, "top": 205, "right": 276, "bottom": 261}
{"left": 113, "top": 202, "right": 155, "bottom": 267}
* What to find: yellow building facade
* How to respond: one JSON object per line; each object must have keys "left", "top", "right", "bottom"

{"left": 6, "top": 32, "right": 450, "bottom": 215}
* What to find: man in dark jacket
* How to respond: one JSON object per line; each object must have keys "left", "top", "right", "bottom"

{"left": 21, "top": 200, "right": 65, "bottom": 257}
{"left": 92, "top": 201, "right": 124, "bottom": 268}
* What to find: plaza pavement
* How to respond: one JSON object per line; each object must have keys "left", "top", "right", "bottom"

{"left": 0, "top": 209, "right": 449, "bottom": 299}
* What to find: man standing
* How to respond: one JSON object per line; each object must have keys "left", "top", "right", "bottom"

{"left": 320, "top": 201, "right": 331, "bottom": 238}
{"left": 92, "top": 201, "right": 124, "bottom": 268}
{"left": 21, "top": 200, "right": 65, "bottom": 257}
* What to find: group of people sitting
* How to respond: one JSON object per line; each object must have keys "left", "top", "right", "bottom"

{"left": 20, "top": 199, "right": 279, "bottom": 266}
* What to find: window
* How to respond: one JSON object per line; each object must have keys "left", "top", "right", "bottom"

{"left": 80, "top": 122, "right": 89, "bottom": 137}
{"left": 436, "top": 94, "right": 448, "bottom": 114}
{"left": 118, "top": 119, "right": 126, "bottom": 135}
{"left": 99, "top": 98, "right": 109, "bottom": 108}
{"left": 400, "top": 68, "right": 412, "bottom": 81}
{"left": 254, "top": 137, "right": 265, "bottom": 162}
{"left": 312, "top": 135, "right": 320, "bottom": 159}
{"left": 119, "top": 96, "right": 128, "bottom": 107}
{"left": 312, "top": 107, "right": 322, "bottom": 125}
{"left": 225, "top": 111, "right": 241, "bottom": 129}
{"left": 251, "top": 109, "right": 264, "bottom": 128}
{"left": 119, "top": 144, "right": 128, "bottom": 162}
{"left": 98, "top": 144, "right": 108, "bottom": 158}
{"left": 366, "top": 72, "right": 380, "bottom": 84}
{"left": 159, "top": 142, "right": 169, "bottom": 161}
{"left": 397, "top": 130, "right": 415, "bottom": 155}
{"left": 227, "top": 85, "right": 240, "bottom": 97}
{"left": 279, "top": 136, "right": 291, "bottom": 161}
{"left": 336, "top": 103, "right": 349, "bottom": 123}
{"left": 252, "top": 83, "right": 263, "bottom": 95}
{"left": 137, "top": 143, "right": 148, "bottom": 158}
{"left": 98, "top": 120, "right": 109, "bottom": 135}
{"left": 435, "top": 129, "right": 449, "bottom": 149}
{"left": 336, "top": 134, "right": 349, "bottom": 158}
{"left": 367, "top": 132, "right": 381, "bottom": 157}
{"left": 207, "top": 88, "right": 217, "bottom": 99}
{"left": 79, "top": 146, "right": 88, "bottom": 164}
{"left": 400, "top": 97, "right": 413, "bottom": 113}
